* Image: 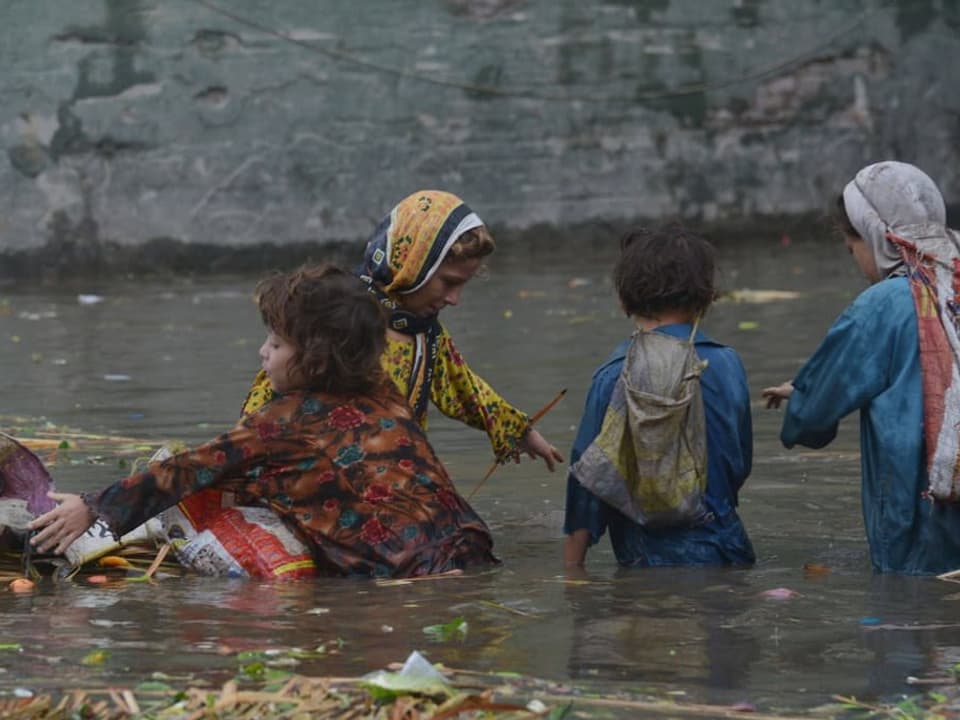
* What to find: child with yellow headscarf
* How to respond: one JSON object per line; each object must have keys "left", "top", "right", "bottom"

{"left": 243, "top": 190, "right": 563, "bottom": 472}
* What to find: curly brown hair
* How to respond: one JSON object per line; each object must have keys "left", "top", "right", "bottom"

{"left": 256, "top": 264, "right": 386, "bottom": 395}
{"left": 614, "top": 222, "right": 716, "bottom": 318}
{"left": 446, "top": 225, "right": 496, "bottom": 260}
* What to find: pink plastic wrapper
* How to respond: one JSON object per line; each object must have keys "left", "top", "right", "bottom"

{"left": 0, "top": 433, "right": 56, "bottom": 546}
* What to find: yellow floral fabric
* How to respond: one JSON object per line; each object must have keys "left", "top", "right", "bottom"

{"left": 384, "top": 325, "right": 530, "bottom": 457}
{"left": 242, "top": 370, "right": 274, "bottom": 416}
{"left": 241, "top": 324, "right": 531, "bottom": 459}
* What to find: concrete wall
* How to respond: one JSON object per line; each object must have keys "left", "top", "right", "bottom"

{"left": 2, "top": 0, "right": 959, "bottom": 275}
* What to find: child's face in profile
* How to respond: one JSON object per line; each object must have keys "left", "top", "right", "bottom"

{"left": 400, "top": 256, "right": 483, "bottom": 317}
{"left": 259, "top": 330, "right": 299, "bottom": 394}
{"left": 844, "top": 234, "right": 881, "bottom": 284}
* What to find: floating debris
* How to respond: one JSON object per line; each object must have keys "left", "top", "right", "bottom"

{"left": 17, "top": 311, "right": 57, "bottom": 321}
{"left": 8, "top": 578, "right": 33, "bottom": 593}
{"left": 422, "top": 616, "right": 468, "bottom": 642}
{"left": 759, "top": 587, "right": 800, "bottom": 601}
{"left": 0, "top": 651, "right": 842, "bottom": 719}
{"left": 724, "top": 289, "right": 802, "bottom": 303}
{"left": 803, "top": 562, "right": 830, "bottom": 577}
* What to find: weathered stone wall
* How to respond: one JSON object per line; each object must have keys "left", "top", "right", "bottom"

{"left": 1, "top": 0, "right": 959, "bottom": 276}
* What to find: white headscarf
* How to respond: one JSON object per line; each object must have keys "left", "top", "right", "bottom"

{"left": 843, "top": 161, "right": 960, "bottom": 502}
{"left": 841, "top": 161, "right": 952, "bottom": 278}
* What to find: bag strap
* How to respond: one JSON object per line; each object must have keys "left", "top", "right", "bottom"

{"left": 686, "top": 314, "right": 702, "bottom": 344}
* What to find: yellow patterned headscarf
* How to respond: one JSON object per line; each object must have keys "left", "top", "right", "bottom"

{"left": 357, "top": 190, "right": 484, "bottom": 419}
{"left": 360, "top": 190, "right": 483, "bottom": 295}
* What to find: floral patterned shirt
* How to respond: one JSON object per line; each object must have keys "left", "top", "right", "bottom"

{"left": 88, "top": 385, "right": 497, "bottom": 578}
{"left": 382, "top": 326, "right": 530, "bottom": 457}
{"left": 243, "top": 324, "right": 531, "bottom": 459}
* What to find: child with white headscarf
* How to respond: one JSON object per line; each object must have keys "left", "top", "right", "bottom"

{"left": 763, "top": 161, "right": 960, "bottom": 574}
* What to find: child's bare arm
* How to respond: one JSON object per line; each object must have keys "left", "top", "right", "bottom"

{"left": 517, "top": 428, "right": 564, "bottom": 472}
{"left": 29, "top": 492, "right": 97, "bottom": 555}
{"left": 762, "top": 381, "right": 794, "bottom": 409}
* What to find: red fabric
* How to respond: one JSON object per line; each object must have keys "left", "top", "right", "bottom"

{"left": 175, "top": 490, "right": 317, "bottom": 580}
{"left": 890, "top": 232, "right": 960, "bottom": 501}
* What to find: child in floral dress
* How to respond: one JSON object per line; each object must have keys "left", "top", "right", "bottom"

{"left": 30, "top": 265, "right": 498, "bottom": 578}
{"left": 242, "top": 190, "right": 563, "bottom": 470}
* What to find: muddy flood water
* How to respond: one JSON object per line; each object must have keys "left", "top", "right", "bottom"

{"left": 0, "top": 230, "right": 958, "bottom": 715}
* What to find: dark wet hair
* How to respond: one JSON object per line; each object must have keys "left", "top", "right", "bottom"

{"left": 256, "top": 264, "right": 386, "bottom": 395}
{"left": 834, "top": 193, "right": 861, "bottom": 239}
{"left": 614, "top": 222, "right": 716, "bottom": 318}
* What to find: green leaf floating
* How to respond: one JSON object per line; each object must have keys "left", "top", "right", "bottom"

{"left": 422, "top": 616, "right": 468, "bottom": 642}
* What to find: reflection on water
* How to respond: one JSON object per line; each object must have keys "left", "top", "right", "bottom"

{"left": 0, "top": 233, "right": 957, "bottom": 711}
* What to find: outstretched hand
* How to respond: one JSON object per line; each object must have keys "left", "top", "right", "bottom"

{"left": 517, "top": 428, "right": 565, "bottom": 472}
{"left": 28, "top": 492, "right": 97, "bottom": 555}
{"left": 762, "top": 381, "right": 795, "bottom": 410}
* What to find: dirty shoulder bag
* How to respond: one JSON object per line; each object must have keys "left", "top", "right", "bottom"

{"left": 571, "top": 324, "right": 709, "bottom": 528}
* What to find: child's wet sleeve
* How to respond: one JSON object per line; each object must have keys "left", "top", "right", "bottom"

{"left": 429, "top": 327, "right": 531, "bottom": 458}
{"left": 732, "top": 353, "right": 753, "bottom": 485}
{"left": 781, "top": 293, "right": 894, "bottom": 449}
{"left": 88, "top": 420, "right": 265, "bottom": 538}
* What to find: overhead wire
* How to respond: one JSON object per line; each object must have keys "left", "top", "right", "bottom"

{"left": 185, "top": 0, "right": 889, "bottom": 103}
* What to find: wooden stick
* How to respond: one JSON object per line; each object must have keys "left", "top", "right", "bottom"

{"left": 375, "top": 568, "right": 464, "bottom": 586}
{"left": 12, "top": 438, "right": 64, "bottom": 450}
{"left": 466, "top": 389, "right": 566, "bottom": 500}
{"left": 144, "top": 543, "right": 172, "bottom": 580}
{"left": 477, "top": 599, "right": 538, "bottom": 617}
{"left": 526, "top": 388, "right": 568, "bottom": 426}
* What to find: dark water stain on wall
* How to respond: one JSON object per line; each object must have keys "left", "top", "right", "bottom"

{"left": 731, "top": 0, "right": 766, "bottom": 28}
{"left": 896, "top": 0, "right": 960, "bottom": 38}
{"left": 601, "top": 0, "right": 670, "bottom": 23}
{"left": 3, "top": 0, "right": 959, "bottom": 270}
{"left": 896, "top": 0, "right": 937, "bottom": 40}
{"left": 59, "top": 0, "right": 155, "bottom": 100}
{"left": 440, "top": 0, "right": 528, "bottom": 20}
{"left": 47, "top": 0, "right": 155, "bottom": 163}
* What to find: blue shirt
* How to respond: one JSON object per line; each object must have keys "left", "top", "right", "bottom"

{"left": 782, "top": 276, "right": 960, "bottom": 574}
{"left": 564, "top": 324, "right": 755, "bottom": 567}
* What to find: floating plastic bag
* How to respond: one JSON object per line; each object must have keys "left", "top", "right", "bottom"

{"left": 65, "top": 516, "right": 163, "bottom": 567}
{"left": 0, "top": 433, "right": 57, "bottom": 549}
{"left": 360, "top": 650, "right": 452, "bottom": 701}
{"left": 0, "top": 432, "right": 163, "bottom": 566}
{"left": 75, "top": 443, "right": 318, "bottom": 578}
{"left": 159, "top": 488, "right": 316, "bottom": 580}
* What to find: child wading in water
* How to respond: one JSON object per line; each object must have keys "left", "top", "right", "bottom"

{"left": 243, "top": 190, "right": 563, "bottom": 471}
{"left": 564, "top": 223, "right": 755, "bottom": 568}
{"left": 763, "top": 161, "right": 960, "bottom": 574}
{"left": 30, "top": 264, "right": 498, "bottom": 578}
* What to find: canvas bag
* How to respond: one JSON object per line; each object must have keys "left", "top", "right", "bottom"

{"left": 571, "top": 323, "right": 709, "bottom": 527}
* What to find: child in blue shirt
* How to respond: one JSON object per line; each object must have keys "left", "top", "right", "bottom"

{"left": 762, "top": 161, "right": 960, "bottom": 574}
{"left": 564, "top": 223, "right": 755, "bottom": 568}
